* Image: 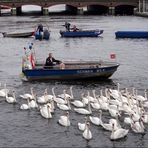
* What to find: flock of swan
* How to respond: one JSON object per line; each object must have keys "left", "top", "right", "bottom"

{"left": 0, "top": 82, "right": 148, "bottom": 141}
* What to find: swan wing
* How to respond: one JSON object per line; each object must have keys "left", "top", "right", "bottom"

{"left": 58, "top": 117, "right": 70, "bottom": 127}
{"left": 29, "top": 100, "right": 38, "bottom": 108}
{"left": 57, "top": 104, "right": 69, "bottom": 110}
{"left": 111, "top": 129, "right": 128, "bottom": 140}
{"left": 102, "top": 123, "right": 112, "bottom": 131}
{"left": 83, "top": 129, "right": 92, "bottom": 140}
{"left": 20, "top": 104, "right": 29, "bottom": 110}
{"left": 74, "top": 108, "right": 90, "bottom": 115}
{"left": 89, "top": 116, "right": 101, "bottom": 126}
{"left": 71, "top": 101, "right": 83, "bottom": 107}
{"left": 54, "top": 97, "right": 66, "bottom": 104}
{"left": 0, "top": 90, "right": 7, "bottom": 97}
{"left": 78, "top": 123, "right": 86, "bottom": 131}
{"left": 20, "top": 94, "right": 32, "bottom": 99}
{"left": 40, "top": 106, "right": 52, "bottom": 119}
{"left": 91, "top": 103, "right": 100, "bottom": 110}
{"left": 37, "top": 96, "right": 47, "bottom": 103}
{"left": 6, "top": 97, "right": 15, "bottom": 103}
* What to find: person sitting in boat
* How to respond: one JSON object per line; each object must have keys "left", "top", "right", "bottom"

{"left": 37, "top": 23, "right": 44, "bottom": 36}
{"left": 65, "top": 22, "right": 71, "bottom": 32}
{"left": 43, "top": 29, "right": 50, "bottom": 39}
{"left": 44, "top": 53, "right": 64, "bottom": 69}
{"left": 71, "top": 25, "right": 79, "bottom": 32}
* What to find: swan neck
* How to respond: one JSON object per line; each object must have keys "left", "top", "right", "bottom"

{"left": 145, "top": 90, "right": 147, "bottom": 100}
{"left": 52, "top": 88, "right": 56, "bottom": 97}
{"left": 67, "top": 99, "right": 71, "bottom": 109}
{"left": 117, "top": 83, "right": 120, "bottom": 92}
{"left": 88, "top": 102, "right": 92, "bottom": 113}
{"left": 70, "top": 87, "right": 74, "bottom": 98}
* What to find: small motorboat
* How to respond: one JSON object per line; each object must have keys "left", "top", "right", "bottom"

{"left": 60, "top": 29, "right": 104, "bottom": 37}
{"left": 2, "top": 31, "right": 34, "bottom": 38}
{"left": 34, "top": 29, "right": 50, "bottom": 40}
{"left": 34, "top": 24, "right": 50, "bottom": 40}
{"left": 115, "top": 31, "right": 148, "bottom": 38}
{"left": 21, "top": 52, "right": 119, "bottom": 81}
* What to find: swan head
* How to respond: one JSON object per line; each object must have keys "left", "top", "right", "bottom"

{"left": 63, "top": 89, "right": 66, "bottom": 92}
{"left": 84, "top": 116, "right": 89, "bottom": 121}
{"left": 44, "top": 91, "right": 47, "bottom": 96}
{"left": 99, "top": 109, "right": 102, "bottom": 114}
{"left": 112, "top": 123, "right": 115, "bottom": 130}
{"left": 44, "top": 88, "right": 48, "bottom": 93}
{"left": 116, "top": 112, "right": 121, "bottom": 117}
{"left": 64, "top": 111, "right": 69, "bottom": 117}
{"left": 86, "top": 121, "right": 90, "bottom": 127}
{"left": 47, "top": 103, "right": 51, "bottom": 108}
{"left": 81, "top": 93, "right": 85, "bottom": 97}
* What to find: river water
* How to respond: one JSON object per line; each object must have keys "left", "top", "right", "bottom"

{"left": 0, "top": 15, "right": 148, "bottom": 147}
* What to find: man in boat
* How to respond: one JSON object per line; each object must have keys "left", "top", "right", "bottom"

{"left": 64, "top": 22, "right": 71, "bottom": 32}
{"left": 37, "top": 23, "right": 44, "bottom": 36}
{"left": 71, "top": 25, "right": 79, "bottom": 32}
{"left": 44, "top": 53, "right": 65, "bottom": 69}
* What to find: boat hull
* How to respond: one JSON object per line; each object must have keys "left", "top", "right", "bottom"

{"left": 22, "top": 62, "right": 119, "bottom": 81}
{"left": 2, "top": 31, "right": 34, "bottom": 38}
{"left": 34, "top": 31, "right": 50, "bottom": 40}
{"left": 115, "top": 31, "right": 148, "bottom": 38}
{"left": 60, "top": 30, "right": 104, "bottom": 37}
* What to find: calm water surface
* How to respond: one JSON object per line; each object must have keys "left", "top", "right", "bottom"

{"left": 0, "top": 15, "right": 148, "bottom": 147}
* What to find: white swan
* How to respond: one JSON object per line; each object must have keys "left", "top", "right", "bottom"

{"left": 81, "top": 93, "right": 89, "bottom": 105}
{"left": 109, "top": 83, "right": 120, "bottom": 100}
{"left": 90, "top": 102, "right": 100, "bottom": 110}
{"left": 135, "top": 89, "right": 147, "bottom": 102}
{"left": 20, "top": 87, "right": 34, "bottom": 99}
{"left": 58, "top": 86, "right": 74, "bottom": 100}
{"left": 82, "top": 122, "right": 92, "bottom": 140}
{"left": 99, "top": 89, "right": 108, "bottom": 103}
{"left": 90, "top": 90, "right": 100, "bottom": 110}
{"left": 100, "top": 111, "right": 119, "bottom": 131}
{"left": 71, "top": 99, "right": 85, "bottom": 108}
{"left": 37, "top": 91, "right": 49, "bottom": 104}
{"left": 131, "top": 119, "right": 145, "bottom": 133}
{"left": 86, "top": 91, "right": 96, "bottom": 103}
{"left": 52, "top": 88, "right": 67, "bottom": 104}
{"left": 99, "top": 99, "right": 109, "bottom": 111}
{"left": 0, "top": 83, "right": 9, "bottom": 97}
{"left": 74, "top": 102, "right": 92, "bottom": 115}
{"left": 37, "top": 88, "right": 53, "bottom": 104}
{"left": 57, "top": 98, "right": 71, "bottom": 111}
{"left": 110, "top": 123, "right": 129, "bottom": 140}
{"left": 78, "top": 117, "right": 88, "bottom": 131}
{"left": 40, "top": 104, "right": 52, "bottom": 119}
{"left": 28, "top": 98, "right": 38, "bottom": 108}
{"left": 108, "top": 106, "right": 120, "bottom": 117}
{"left": 109, "top": 115, "right": 122, "bottom": 129}
{"left": 20, "top": 98, "right": 30, "bottom": 110}
{"left": 5, "top": 90, "right": 17, "bottom": 104}
{"left": 124, "top": 116, "right": 132, "bottom": 125}
{"left": 58, "top": 111, "right": 70, "bottom": 127}
{"left": 89, "top": 110, "right": 102, "bottom": 126}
